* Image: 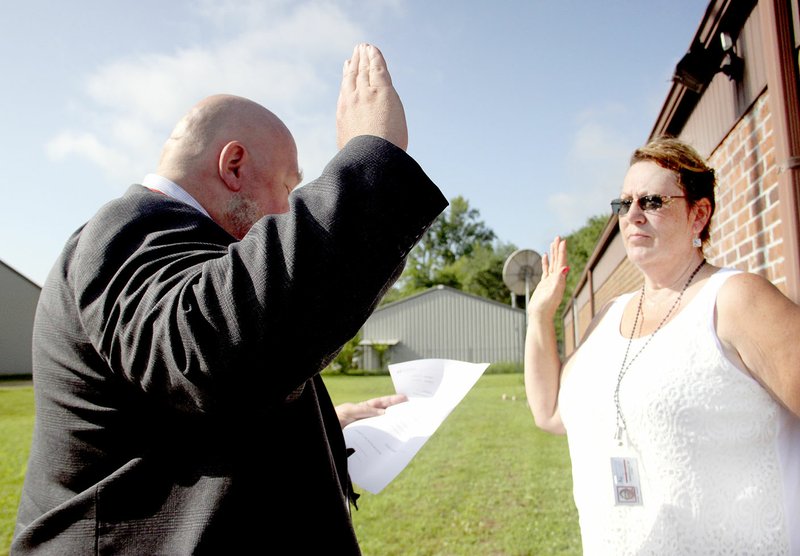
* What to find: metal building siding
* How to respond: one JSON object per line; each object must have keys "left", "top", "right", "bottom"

{"left": 361, "top": 286, "right": 525, "bottom": 368}
{"left": 681, "top": 4, "right": 768, "bottom": 157}
{"left": 1, "top": 260, "right": 41, "bottom": 376}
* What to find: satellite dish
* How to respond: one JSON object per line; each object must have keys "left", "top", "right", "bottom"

{"left": 502, "top": 249, "right": 542, "bottom": 308}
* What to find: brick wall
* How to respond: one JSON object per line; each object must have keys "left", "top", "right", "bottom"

{"left": 706, "top": 91, "right": 786, "bottom": 291}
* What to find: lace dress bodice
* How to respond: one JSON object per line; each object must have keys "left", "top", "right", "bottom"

{"left": 559, "top": 269, "right": 800, "bottom": 555}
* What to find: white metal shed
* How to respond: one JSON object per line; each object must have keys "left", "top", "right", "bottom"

{"left": 360, "top": 285, "right": 525, "bottom": 370}
{"left": 0, "top": 260, "right": 41, "bottom": 376}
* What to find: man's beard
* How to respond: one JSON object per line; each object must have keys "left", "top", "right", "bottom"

{"left": 223, "top": 195, "right": 261, "bottom": 239}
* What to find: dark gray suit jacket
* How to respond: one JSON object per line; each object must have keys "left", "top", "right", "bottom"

{"left": 12, "top": 136, "right": 447, "bottom": 555}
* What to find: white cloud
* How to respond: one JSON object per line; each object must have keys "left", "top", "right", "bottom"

{"left": 547, "top": 112, "right": 635, "bottom": 234}
{"left": 46, "top": 131, "right": 138, "bottom": 181}
{"left": 44, "top": 0, "right": 374, "bottom": 186}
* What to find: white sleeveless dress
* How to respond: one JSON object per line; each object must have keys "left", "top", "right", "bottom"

{"left": 559, "top": 268, "right": 800, "bottom": 555}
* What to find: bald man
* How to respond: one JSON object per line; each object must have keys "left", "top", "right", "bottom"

{"left": 13, "top": 44, "right": 447, "bottom": 554}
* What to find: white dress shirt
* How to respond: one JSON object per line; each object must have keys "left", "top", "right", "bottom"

{"left": 142, "top": 174, "right": 210, "bottom": 218}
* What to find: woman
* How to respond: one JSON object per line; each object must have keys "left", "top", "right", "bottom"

{"left": 525, "top": 136, "right": 800, "bottom": 555}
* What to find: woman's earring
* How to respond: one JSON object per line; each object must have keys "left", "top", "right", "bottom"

{"left": 692, "top": 237, "right": 702, "bottom": 248}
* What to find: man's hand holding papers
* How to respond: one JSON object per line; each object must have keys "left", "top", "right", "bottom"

{"left": 342, "top": 358, "right": 489, "bottom": 494}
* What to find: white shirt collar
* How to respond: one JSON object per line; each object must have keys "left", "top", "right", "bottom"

{"left": 141, "top": 174, "right": 210, "bottom": 218}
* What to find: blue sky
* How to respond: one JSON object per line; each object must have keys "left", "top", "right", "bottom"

{"left": 0, "top": 0, "right": 708, "bottom": 286}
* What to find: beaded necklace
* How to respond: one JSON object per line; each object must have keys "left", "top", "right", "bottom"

{"left": 613, "top": 259, "right": 706, "bottom": 443}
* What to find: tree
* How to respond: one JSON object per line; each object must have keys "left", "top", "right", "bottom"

{"left": 555, "top": 214, "right": 609, "bottom": 349}
{"left": 401, "top": 196, "right": 496, "bottom": 292}
{"left": 446, "top": 242, "right": 518, "bottom": 304}
{"left": 324, "top": 332, "right": 362, "bottom": 374}
{"left": 563, "top": 214, "right": 608, "bottom": 299}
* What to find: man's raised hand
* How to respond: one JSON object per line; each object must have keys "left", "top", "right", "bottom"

{"left": 336, "top": 43, "right": 408, "bottom": 151}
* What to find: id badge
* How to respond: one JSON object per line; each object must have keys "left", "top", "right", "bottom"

{"left": 610, "top": 447, "right": 643, "bottom": 506}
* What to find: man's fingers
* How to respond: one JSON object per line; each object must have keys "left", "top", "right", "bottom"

{"left": 355, "top": 44, "right": 371, "bottom": 89}
{"left": 336, "top": 42, "right": 408, "bottom": 151}
{"left": 345, "top": 43, "right": 393, "bottom": 89}
{"left": 340, "top": 44, "right": 362, "bottom": 92}
{"left": 366, "top": 44, "right": 393, "bottom": 88}
{"left": 365, "top": 393, "right": 407, "bottom": 409}
{"left": 341, "top": 58, "right": 355, "bottom": 93}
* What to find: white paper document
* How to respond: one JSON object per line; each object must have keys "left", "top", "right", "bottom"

{"left": 343, "top": 358, "right": 489, "bottom": 494}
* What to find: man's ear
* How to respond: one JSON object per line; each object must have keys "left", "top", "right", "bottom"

{"left": 219, "top": 141, "right": 246, "bottom": 192}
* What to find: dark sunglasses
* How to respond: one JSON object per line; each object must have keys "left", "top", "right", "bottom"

{"left": 610, "top": 194, "right": 686, "bottom": 216}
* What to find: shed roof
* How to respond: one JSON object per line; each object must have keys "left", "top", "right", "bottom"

{"left": 375, "top": 284, "right": 524, "bottom": 315}
{"left": 0, "top": 259, "right": 42, "bottom": 290}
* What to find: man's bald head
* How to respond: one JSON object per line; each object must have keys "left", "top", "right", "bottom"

{"left": 156, "top": 94, "right": 301, "bottom": 238}
{"left": 158, "top": 94, "right": 288, "bottom": 182}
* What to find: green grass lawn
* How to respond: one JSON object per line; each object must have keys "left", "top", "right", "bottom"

{"left": 0, "top": 387, "right": 34, "bottom": 556}
{"left": 326, "top": 373, "right": 580, "bottom": 555}
{"left": 0, "top": 374, "right": 580, "bottom": 555}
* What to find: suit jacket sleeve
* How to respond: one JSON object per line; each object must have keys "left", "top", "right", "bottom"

{"left": 66, "top": 135, "right": 447, "bottom": 413}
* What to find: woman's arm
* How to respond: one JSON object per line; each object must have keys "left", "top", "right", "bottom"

{"left": 717, "top": 272, "right": 800, "bottom": 417}
{"left": 524, "top": 237, "right": 570, "bottom": 434}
